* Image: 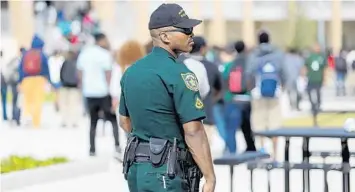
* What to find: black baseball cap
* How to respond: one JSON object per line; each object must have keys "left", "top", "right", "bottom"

{"left": 149, "top": 3, "right": 202, "bottom": 30}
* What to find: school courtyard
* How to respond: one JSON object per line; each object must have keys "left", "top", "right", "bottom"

{"left": 1, "top": 88, "right": 355, "bottom": 192}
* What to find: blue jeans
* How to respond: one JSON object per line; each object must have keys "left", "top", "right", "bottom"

{"left": 1, "top": 80, "right": 18, "bottom": 121}
{"left": 336, "top": 72, "right": 347, "bottom": 96}
{"left": 224, "top": 102, "right": 242, "bottom": 154}
{"left": 212, "top": 103, "right": 226, "bottom": 142}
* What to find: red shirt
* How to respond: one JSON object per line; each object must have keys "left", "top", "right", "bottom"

{"left": 328, "top": 55, "right": 335, "bottom": 69}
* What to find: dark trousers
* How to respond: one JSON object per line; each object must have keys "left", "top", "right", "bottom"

{"left": 86, "top": 96, "right": 119, "bottom": 152}
{"left": 1, "top": 75, "right": 18, "bottom": 121}
{"left": 307, "top": 82, "right": 322, "bottom": 113}
{"left": 224, "top": 101, "right": 256, "bottom": 153}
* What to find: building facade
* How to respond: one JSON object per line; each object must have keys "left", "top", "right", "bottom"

{"left": 2, "top": 0, "right": 355, "bottom": 56}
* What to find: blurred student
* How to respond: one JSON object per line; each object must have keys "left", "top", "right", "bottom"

{"left": 223, "top": 41, "right": 256, "bottom": 153}
{"left": 346, "top": 49, "right": 355, "bottom": 95}
{"left": 18, "top": 35, "right": 52, "bottom": 128}
{"left": 48, "top": 50, "right": 65, "bottom": 112}
{"left": 1, "top": 48, "right": 25, "bottom": 125}
{"left": 284, "top": 48, "right": 304, "bottom": 111}
{"left": 185, "top": 36, "right": 223, "bottom": 146}
{"left": 246, "top": 32, "right": 286, "bottom": 158}
{"left": 59, "top": 50, "right": 80, "bottom": 127}
{"left": 304, "top": 43, "right": 327, "bottom": 112}
{"left": 77, "top": 33, "right": 119, "bottom": 156}
{"left": 334, "top": 50, "right": 348, "bottom": 96}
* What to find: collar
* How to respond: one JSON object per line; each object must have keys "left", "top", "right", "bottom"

{"left": 152, "top": 47, "right": 176, "bottom": 61}
{"left": 187, "top": 54, "right": 204, "bottom": 61}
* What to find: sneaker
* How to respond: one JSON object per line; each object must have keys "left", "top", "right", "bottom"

{"left": 89, "top": 151, "right": 96, "bottom": 156}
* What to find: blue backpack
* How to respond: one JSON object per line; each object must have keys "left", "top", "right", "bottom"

{"left": 257, "top": 57, "right": 280, "bottom": 98}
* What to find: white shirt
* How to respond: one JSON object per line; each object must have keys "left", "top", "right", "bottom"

{"left": 48, "top": 55, "right": 65, "bottom": 84}
{"left": 110, "top": 64, "right": 123, "bottom": 99}
{"left": 183, "top": 58, "right": 210, "bottom": 99}
{"left": 77, "top": 45, "right": 113, "bottom": 97}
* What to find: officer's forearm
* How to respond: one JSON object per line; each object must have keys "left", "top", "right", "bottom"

{"left": 119, "top": 115, "right": 132, "bottom": 133}
{"left": 183, "top": 121, "right": 216, "bottom": 183}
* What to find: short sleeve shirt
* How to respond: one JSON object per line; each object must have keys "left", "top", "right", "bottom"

{"left": 305, "top": 53, "right": 326, "bottom": 83}
{"left": 77, "top": 45, "right": 112, "bottom": 97}
{"left": 119, "top": 47, "right": 206, "bottom": 148}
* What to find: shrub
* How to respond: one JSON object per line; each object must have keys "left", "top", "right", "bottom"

{"left": 1, "top": 155, "right": 69, "bottom": 174}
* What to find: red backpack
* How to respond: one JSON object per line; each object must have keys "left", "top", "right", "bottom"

{"left": 228, "top": 57, "right": 247, "bottom": 94}
{"left": 23, "top": 50, "right": 42, "bottom": 75}
{"left": 228, "top": 66, "right": 243, "bottom": 93}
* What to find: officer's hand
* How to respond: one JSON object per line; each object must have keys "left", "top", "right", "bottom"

{"left": 202, "top": 180, "right": 216, "bottom": 192}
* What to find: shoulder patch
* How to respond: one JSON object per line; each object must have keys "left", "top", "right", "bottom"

{"left": 195, "top": 97, "right": 204, "bottom": 109}
{"left": 181, "top": 72, "right": 199, "bottom": 92}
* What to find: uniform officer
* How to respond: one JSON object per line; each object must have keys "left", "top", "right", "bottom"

{"left": 119, "top": 3, "right": 216, "bottom": 192}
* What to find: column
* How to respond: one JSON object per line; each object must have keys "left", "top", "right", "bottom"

{"left": 8, "top": 0, "right": 35, "bottom": 48}
{"left": 90, "top": 1, "right": 116, "bottom": 44}
{"left": 133, "top": 1, "right": 150, "bottom": 44}
{"left": 331, "top": 0, "right": 342, "bottom": 55}
{"left": 286, "top": 0, "right": 297, "bottom": 47}
{"left": 208, "top": 0, "right": 226, "bottom": 46}
{"left": 192, "top": 0, "right": 204, "bottom": 36}
{"left": 242, "top": 0, "right": 255, "bottom": 47}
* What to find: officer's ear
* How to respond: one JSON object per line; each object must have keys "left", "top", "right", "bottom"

{"left": 159, "top": 32, "right": 171, "bottom": 44}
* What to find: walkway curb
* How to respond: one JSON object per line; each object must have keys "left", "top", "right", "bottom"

{"left": 1, "top": 157, "right": 111, "bottom": 191}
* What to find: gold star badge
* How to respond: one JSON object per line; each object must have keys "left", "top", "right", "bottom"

{"left": 195, "top": 97, "right": 204, "bottom": 109}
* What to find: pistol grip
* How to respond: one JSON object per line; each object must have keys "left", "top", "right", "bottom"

{"left": 167, "top": 150, "right": 176, "bottom": 178}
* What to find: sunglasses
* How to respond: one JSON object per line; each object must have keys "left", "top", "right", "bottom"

{"left": 162, "top": 28, "right": 193, "bottom": 35}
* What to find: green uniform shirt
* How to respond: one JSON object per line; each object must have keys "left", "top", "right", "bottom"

{"left": 119, "top": 47, "right": 206, "bottom": 149}
{"left": 305, "top": 53, "right": 326, "bottom": 84}
{"left": 222, "top": 61, "right": 251, "bottom": 102}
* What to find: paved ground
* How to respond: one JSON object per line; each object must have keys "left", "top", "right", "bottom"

{"left": 1, "top": 91, "right": 355, "bottom": 192}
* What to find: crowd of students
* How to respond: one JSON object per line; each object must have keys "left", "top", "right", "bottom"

{"left": 1, "top": 27, "right": 355, "bottom": 159}
{"left": 179, "top": 31, "right": 355, "bottom": 159}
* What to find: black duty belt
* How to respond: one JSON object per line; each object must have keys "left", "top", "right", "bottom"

{"left": 134, "top": 142, "right": 192, "bottom": 163}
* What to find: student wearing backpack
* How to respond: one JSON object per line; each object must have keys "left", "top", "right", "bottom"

{"left": 222, "top": 41, "right": 256, "bottom": 154}
{"left": 59, "top": 50, "right": 80, "bottom": 127}
{"left": 246, "top": 32, "right": 286, "bottom": 158}
{"left": 18, "top": 35, "right": 52, "bottom": 128}
{"left": 334, "top": 50, "right": 348, "bottom": 96}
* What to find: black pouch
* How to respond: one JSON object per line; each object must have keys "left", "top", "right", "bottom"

{"left": 149, "top": 137, "right": 170, "bottom": 167}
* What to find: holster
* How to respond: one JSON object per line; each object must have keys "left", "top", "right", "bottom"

{"left": 186, "top": 164, "right": 203, "bottom": 192}
{"left": 149, "top": 137, "right": 170, "bottom": 167}
{"left": 122, "top": 136, "right": 138, "bottom": 180}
